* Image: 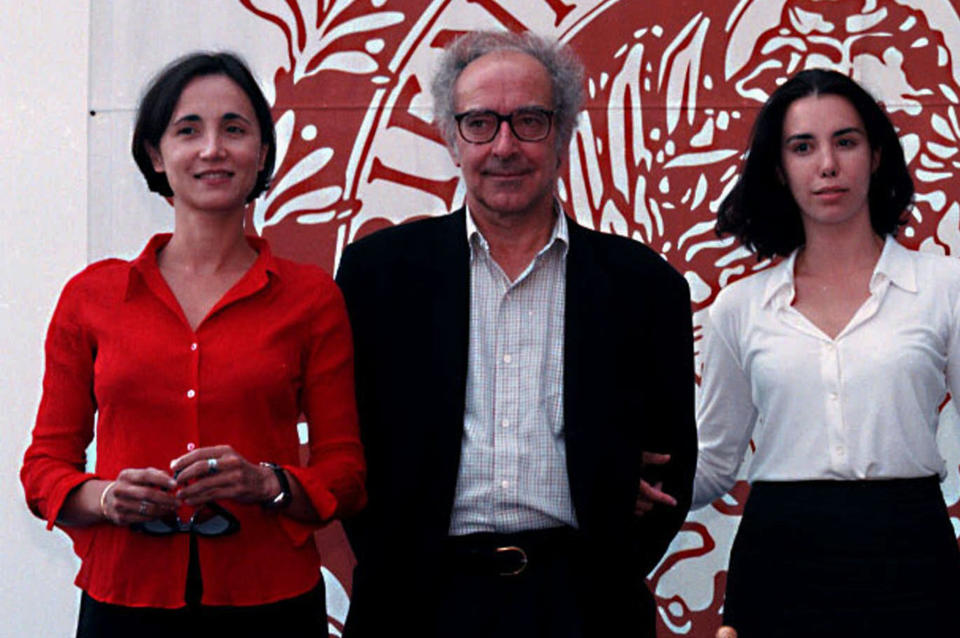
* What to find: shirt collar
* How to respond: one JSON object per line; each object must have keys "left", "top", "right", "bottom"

{"left": 125, "top": 233, "right": 280, "bottom": 300}
{"left": 760, "top": 253, "right": 795, "bottom": 309}
{"left": 870, "top": 234, "right": 917, "bottom": 294}
{"left": 465, "top": 202, "right": 570, "bottom": 260}
{"left": 761, "top": 234, "right": 916, "bottom": 308}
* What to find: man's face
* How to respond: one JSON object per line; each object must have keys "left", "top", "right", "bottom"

{"left": 451, "top": 50, "right": 562, "bottom": 223}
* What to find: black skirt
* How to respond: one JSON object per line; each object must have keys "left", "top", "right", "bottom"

{"left": 76, "top": 534, "right": 327, "bottom": 638}
{"left": 723, "top": 476, "right": 960, "bottom": 637}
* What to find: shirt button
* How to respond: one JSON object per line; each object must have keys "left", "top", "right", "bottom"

{"left": 829, "top": 392, "right": 838, "bottom": 401}
{"left": 503, "top": 354, "right": 512, "bottom": 364}
{"left": 186, "top": 389, "right": 196, "bottom": 399}
{"left": 190, "top": 342, "right": 198, "bottom": 351}
{"left": 501, "top": 419, "right": 510, "bottom": 428}
{"left": 186, "top": 442, "right": 196, "bottom": 451}
{"left": 500, "top": 480, "right": 510, "bottom": 489}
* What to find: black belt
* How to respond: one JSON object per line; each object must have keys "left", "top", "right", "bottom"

{"left": 445, "top": 526, "right": 581, "bottom": 577}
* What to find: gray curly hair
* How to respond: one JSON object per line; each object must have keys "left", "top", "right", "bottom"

{"left": 430, "top": 30, "right": 586, "bottom": 155}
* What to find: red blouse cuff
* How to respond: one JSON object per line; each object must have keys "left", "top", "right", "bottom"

{"left": 44, "top": 472, "right": 98, "bottom": 531}
{"left": 281, "top": 463, "right": 365, "bottom": 546}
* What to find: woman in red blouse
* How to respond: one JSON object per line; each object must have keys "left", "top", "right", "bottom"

{"left": 21, "top": 52, "right": 365, "bottom": 636}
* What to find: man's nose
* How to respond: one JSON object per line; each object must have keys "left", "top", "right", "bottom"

{"left": 490, "top": 120, "right": 520, "bottom": 155}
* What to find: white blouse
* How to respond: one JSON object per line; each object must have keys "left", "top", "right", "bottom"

{"left": 693, "top": 236, "right": 960, "bottom": 509}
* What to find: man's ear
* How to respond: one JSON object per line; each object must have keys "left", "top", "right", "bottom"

{"left": 447, "top": 142, "right": 461, "bottom": 167}
{"left": 146, "top": 144, "right": 164, "bottom": 173}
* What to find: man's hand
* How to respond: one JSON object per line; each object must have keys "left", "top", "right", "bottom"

{"left": 634, "top": 452, "right": 677, "bottom": 516}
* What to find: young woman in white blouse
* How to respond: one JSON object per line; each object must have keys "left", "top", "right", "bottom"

{"left": 695, "top": 69, "right": 960, "bottom": 636}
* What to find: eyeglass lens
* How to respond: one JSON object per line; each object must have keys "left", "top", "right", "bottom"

{"left": 457, "top": 108, "right": 552, "bottom": 143}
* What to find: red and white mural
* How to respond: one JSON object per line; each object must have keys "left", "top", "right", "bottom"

{"left": 90, "top": 1, "right": 960, "bottom": 635}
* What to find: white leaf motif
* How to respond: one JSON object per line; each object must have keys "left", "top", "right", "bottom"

{"left": 789, "top": 7, "right": 835, "bottom": 34}
{"left": 936, "top": 202, "right": 960, "bottom": 255}
{"left": 272, "top": 148, "right": 335, "bottom": 196}
{"left": 315, "top": 51, "right": 379, "bottom": 75}
{"left": 608, "top": 43, "right": 652, "bottom": 196}
{"left": 253, "top": 144, "right": 336, "bottom": 234}
{"left": 847, "top": 9, "right": 887, "bottom": 33}
{"left": 266, "top": 187, "right": 343, "bottom": 229}
{"left": 273, "top": 110, "right": 296, "bottom": 172}
{"left": 322, "top": 566, "right": 350, "bottom": 632}
{"left": 317, "top": 12, "right": 406, "bottom": 52}
{"left": 600, "top": 200, "right": 628, "bottom": 237}
{"left": 684, "top": 270, "right": 712, "bottom": 304}
{"left": 664, "top": 150, "right": 738, "bottom": 169}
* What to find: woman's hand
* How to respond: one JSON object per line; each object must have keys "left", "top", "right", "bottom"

{"left": 635, "top": 452, "right": 678, "bottom": 516}
{"left": 58, "top": 470, "right": 176, "bottom": 527}
{"left": 99, "top": 469, "right": 178, "bottom": 526}
{"left": 170, "top": 445, "right": 276, "bottom": 507}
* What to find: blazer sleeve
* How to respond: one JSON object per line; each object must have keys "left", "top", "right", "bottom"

{"left": 333, "top": 242, "right": 377, "bottom": 557}
{"left": 634, "top": 272, "right": 697, "bottom": 574}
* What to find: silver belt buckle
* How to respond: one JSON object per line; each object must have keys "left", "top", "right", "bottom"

{"left": 495, "top": 545, "right": 528, "bottom": 576}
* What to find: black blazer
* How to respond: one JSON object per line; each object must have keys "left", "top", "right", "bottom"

{"left": 336, "top": 209, "right": 696, "bottom": 637}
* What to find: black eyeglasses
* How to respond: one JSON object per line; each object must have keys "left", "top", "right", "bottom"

{"left": 131, "top": 501, "right": 240, "bottom": 537}
{"left": 454, "top": 107, "right": 554, "bottom": 144}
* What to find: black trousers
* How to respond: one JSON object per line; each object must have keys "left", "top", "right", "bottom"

{"left": 433, "top": 527, "right": 589, "bottom": 638}
{"left": 724, "top": 477, "right": 960, "bottom": 638}
{"left": 76, "top": 535, "right": 328, "bottom": 638}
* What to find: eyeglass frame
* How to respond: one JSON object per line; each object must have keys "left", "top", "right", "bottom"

{"left": 453, "top": 107, "right": 555, "bottom": 144}
{"left": 130, "top": 500, "right": 241, "bottom": 537}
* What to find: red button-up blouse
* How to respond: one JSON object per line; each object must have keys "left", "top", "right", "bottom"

{"left": 21, "top": 234, "right": 366, "bottom": 608}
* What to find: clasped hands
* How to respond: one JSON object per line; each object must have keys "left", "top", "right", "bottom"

{"left": 99, "top": 445, "right": 279, "bottom": 526}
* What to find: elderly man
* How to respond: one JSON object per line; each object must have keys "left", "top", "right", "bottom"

{"left": 336, "top": 30, "right": 696, "bottom": 638}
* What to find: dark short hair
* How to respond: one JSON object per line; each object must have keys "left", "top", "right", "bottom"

{"left": 131, "top": 51, "right": 276, "bottom": 202}
{"left": 717, "top": 68, "right": 913, "bottom": 259}
{"left": 430, "top": 30, "right": 585, "bottom": 155}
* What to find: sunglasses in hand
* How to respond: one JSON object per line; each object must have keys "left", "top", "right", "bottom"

{"left": 131, "top": 501, "right": 240, "bottom": 537}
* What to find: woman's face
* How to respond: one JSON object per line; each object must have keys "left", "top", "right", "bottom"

{"left": 779, "top": 93, "right": 880, "bottom": 235}
{"left": 148, "top": 74, "right": 266, "bottom": 215}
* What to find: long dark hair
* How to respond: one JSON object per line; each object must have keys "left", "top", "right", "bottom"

{"left": 717, "top": 69, "right": 913, "bottom": 258}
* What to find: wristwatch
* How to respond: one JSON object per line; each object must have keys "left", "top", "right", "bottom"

{"left": 260, "top": 462, "right": 292, "bottom": 509}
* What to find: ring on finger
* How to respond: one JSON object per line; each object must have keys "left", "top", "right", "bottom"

{"left": 139, "top": 500, "right": 149, "bottom": 515}
{"left": 207, "top": 457, "right": 219, "bottom": 474}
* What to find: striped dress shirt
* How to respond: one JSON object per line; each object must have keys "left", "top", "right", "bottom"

{"left": 448, "top": 208, "right": 578, "bottom": 535}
